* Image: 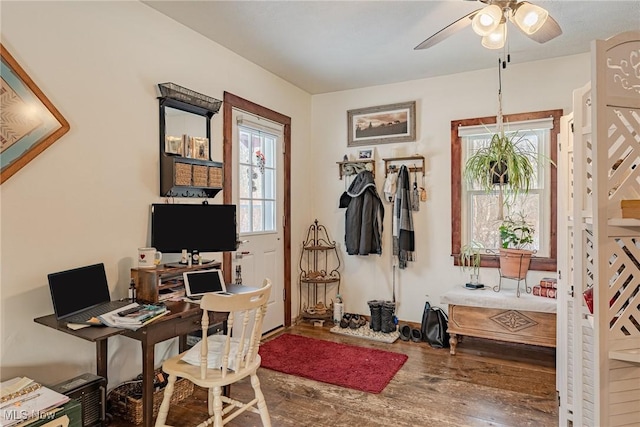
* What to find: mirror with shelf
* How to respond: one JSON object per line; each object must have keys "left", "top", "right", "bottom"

{"left": 157, "top": 83, "right": 222, "bottom": 198}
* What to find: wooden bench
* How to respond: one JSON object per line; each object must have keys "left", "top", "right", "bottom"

{"left": 441, "top": 287, "right": 557, "bottom": 355}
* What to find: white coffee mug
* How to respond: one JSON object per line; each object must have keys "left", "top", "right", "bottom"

{"left": 138, "top": 247, "right": 162, "bottom": 268}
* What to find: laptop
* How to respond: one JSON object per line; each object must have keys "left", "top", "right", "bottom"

{"left": 183, "top": 269, "right": 228, "bottom": 300}
{"left": 48, "top": 263, "right": 130, "bottom": 324}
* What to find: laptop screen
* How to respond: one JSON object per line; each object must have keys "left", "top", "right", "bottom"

{"left": 48, "top": 263, "right": 111, "bottom": 319}
{"left": 183, "top": 269, "right": 226, "bottom": 297}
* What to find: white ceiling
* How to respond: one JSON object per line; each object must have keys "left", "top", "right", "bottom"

{"left": 143, "top": 1, "right": 640, "bottom": 94}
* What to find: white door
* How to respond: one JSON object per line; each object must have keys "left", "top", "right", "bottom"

{"left": 231, "top": 108, "right": 285, "bottom": 334}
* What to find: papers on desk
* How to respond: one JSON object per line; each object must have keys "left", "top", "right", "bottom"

{"left": 0, "top": 378, "right": 69, "bottom": 427}
{"left": 66, "top": 323, "right": 91, "bottom": 331}
{"left": 98, "top": 303, "right": 168, "bottom": 330}
{"left": 158, "top": 287, "right": 185, "bottom": 302}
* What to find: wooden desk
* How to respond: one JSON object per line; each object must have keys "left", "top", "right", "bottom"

{"left": 34, "top": 300, "right": 226, "bottom": 427}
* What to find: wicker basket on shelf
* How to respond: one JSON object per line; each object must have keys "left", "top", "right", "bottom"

{"left": 108, "top": 369, "right": 194, "bottom": 425}
{"left": 174, "top": 163, "right": 192, "bottom": 186}
{"left": 208, "top": 166, "right": 223, "bottom": 188}
{"left": 192, "top": 165, "right": 209, "bottom": 187}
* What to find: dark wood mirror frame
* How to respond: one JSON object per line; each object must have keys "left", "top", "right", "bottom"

{"left": 451, "top": 109, "right": 562, "bottom": 272}
{"left": 159, "top": 97, "right": 212, "bottom": 157}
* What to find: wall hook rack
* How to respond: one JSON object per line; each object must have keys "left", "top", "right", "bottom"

{"left": 382, "top": 155, "right": 425, "bottom": 177}
{"left": 336, "top": 159, "right": 375, "bottom": 180}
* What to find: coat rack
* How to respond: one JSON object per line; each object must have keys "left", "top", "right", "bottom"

{"left": 382, "top": 155, "right": 425, "bottom": 177}
{"left": 336, "top": 159, "right": 375, "bottom": 180}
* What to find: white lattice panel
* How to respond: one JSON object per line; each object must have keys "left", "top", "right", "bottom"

{"left": 606, "top": 238, "right": 640, "bottom": 339}
{"left": 606, "top": 107, "right": 640, "bottom": 211}
{"left": 585, "top": 229, "right": 595, "bottom": 291}
{"left": 594, "top": 31, "right": 640, "bottom": 427}
{"left": 586, "top": 133, "right": 594, "bottom": 204}
{"left": 579, "top": 89, "right": 595, "bottom": 210}
{"left": 604, "top": 39, "right": 640, "bottom": 104}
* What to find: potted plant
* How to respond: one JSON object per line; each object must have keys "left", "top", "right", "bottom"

{"left": 463, "top": 129, "right": 538, "bottom": 220}
{"left": 459, "top": 241, "right": 483, "bottom": 287}
{"left": 498, "top": 214, "right": 535, "bottom": 280}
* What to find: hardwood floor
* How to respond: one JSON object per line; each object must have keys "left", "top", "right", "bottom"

{"left": 108, "top": 323, "right": 557, "bottom": 427}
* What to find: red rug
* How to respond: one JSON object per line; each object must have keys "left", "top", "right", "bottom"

{"left": 258, "top": 333, "right": 407, "bottom": 394}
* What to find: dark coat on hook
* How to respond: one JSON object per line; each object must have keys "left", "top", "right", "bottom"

{"left": 339, "top": 171, "right": 384, "bottom": 256}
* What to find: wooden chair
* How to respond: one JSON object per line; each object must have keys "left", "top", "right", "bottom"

{"left": 154, "top": 280, "right": 272, "bottom": 427}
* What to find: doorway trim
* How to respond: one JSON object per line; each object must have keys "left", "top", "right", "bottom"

{"left": 222, "top": 92, "right": 292, "bottom": 327}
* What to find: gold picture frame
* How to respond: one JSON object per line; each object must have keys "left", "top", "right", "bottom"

{"left": 1, "top": 43, "right": 70, "bottom": 183}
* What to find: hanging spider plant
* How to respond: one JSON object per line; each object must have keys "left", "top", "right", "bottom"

{"left": 463, "top": 63, "right": 554, "bottom": 220}
{"left": 463, "top": 129, "right": 539, "bottom": 219}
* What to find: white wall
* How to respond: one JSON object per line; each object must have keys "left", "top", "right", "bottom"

{"left": 0, "top": 1, "right": 312, "bottom": 386}
{"left": 1, "top": 0, "right": 590, "bottom": 389}
{"left": 311, "top": 53, "right": 590, "bottom": 323}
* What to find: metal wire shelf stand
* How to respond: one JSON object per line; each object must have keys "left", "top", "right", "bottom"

{"left": 298, "top": 219, "right": 341, "bottom": 322}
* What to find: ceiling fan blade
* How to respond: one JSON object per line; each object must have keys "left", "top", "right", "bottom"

{"left": 414, "top": 9, "right": 479, "bottom": 50}
{"left": 518, "top": 14, "right": 563, "bottom": 43}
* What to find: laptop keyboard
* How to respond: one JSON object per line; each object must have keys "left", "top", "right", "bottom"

{"left": 65, "top": 300, "right": 128, "bottom": 323}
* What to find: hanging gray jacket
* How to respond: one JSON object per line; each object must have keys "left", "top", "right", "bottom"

{"left": 339, "top": 171, "right": 384, "bottom": 255}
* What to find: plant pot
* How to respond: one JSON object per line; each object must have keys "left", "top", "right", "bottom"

{"left": 499, "top": 248, "right": 532, "bottom": 280}
{"left": 490, "top": 161, "right": 508, "bottom": 185}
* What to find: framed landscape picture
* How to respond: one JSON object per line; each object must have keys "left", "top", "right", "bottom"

{"left": 1, "top": 43, "right": 70, "bottom": 183}
{"left": 347, "top": 101, "right": 416, "bottom": 147}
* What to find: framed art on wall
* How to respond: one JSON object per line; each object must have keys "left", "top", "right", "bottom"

{"left": 0, "top": 43, "right": 70, "bottom": 183}
{"left": 358, "top": 148, "right": 373, "bottom": 159}
{"left": 347, "top": 101, "right": 416, "bottom": 147}
{"left": 165, "top": 135, "right": 184, "bottom": 156}
{"left": 190, "top": 136, "right": 209, "bottom": 160}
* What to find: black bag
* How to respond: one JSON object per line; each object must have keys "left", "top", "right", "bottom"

{"left": 420, "top": 301, "right": 450, "bottom": 348}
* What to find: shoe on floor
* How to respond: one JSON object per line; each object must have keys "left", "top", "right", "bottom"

{"left": 349, "top": 314, "right": 366, "bottom": 329}
{"left": 340, "top": 313, "right": 352, "bottom": 328}
{"left": 399, "top": 324, "right": 411, "bottom": 341}
{"left": 411, "top": 328, "right": 423, "bottom": 342}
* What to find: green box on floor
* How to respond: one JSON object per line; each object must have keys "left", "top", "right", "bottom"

{"left": 23, "top": 399, "right": 82, "bottom": 427}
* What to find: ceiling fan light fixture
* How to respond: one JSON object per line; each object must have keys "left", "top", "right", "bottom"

{"left": 471, "top": 5, "right": 503, "bottom": 36}
{"left": 513, "top": 2, "right": 549, "bottom": 34}
{"left": 481, "top": 23, "right": 506, "bottom": 49}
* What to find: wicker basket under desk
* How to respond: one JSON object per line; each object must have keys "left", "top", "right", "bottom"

{"left": 108, "top": 369, "right": 194, "bottom": 425}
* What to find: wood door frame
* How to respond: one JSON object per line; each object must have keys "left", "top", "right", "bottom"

{"left": 222, "top": 92, "right": 292, "bottom": 327}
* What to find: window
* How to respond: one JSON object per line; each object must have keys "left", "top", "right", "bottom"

{"left": 451, "top": 110, "right": 561, "bottom": 271}
{"left": 237, "top": 122, "right": 278, "bottom": 234}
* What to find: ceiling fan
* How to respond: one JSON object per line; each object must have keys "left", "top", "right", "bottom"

{"left": 415, "top": 0, "right": 562, "bottom": 50}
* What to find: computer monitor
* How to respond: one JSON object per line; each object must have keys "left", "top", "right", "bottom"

{"left": 151, "top": 203, "right": 238, "bottom": 254}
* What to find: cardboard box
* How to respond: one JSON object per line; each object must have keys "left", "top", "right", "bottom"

{"left": 621, "top": 200, "right": 640, "bottom": 218}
